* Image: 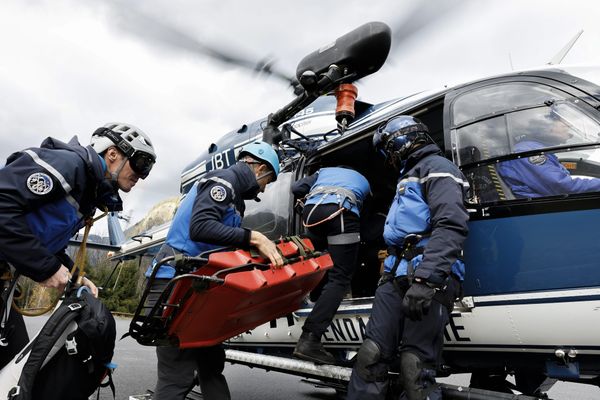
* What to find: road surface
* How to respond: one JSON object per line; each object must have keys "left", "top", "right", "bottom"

{"left": 23, "top": 316, "right": 600, "bottom": 400}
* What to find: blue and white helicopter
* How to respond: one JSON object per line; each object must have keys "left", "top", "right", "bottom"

{"left": 112, "top": 21, "right": 600, "bottom": 399}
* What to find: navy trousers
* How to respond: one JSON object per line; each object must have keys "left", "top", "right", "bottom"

{"left": 301, "top": 204, "right": 361, "bottom": 338}
{"left": 149, "top": 277, "right": 231, "bottom": 400}
{"left": 154, "top": 345, "right": 230, "bottom": 400}
{"left": 346, "top": 279, "right": 450, "bottom": 400}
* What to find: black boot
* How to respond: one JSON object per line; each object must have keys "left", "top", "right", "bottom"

{"left": 293, "top": 331, "right": 336, "bottom": 365}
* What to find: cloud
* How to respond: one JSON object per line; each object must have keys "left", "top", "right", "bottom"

{"left": 1, "top": 0, "right": 600, "bottom": 233}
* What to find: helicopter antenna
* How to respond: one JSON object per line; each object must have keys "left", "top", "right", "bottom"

{"left": 508, "top": 52, "right": 514, "bottom": 71}
{"left": 118, "top": 210, "right": 132, "bottom": 224}
{"left": 547, "top": 30, "right": 584, "bottom": 65}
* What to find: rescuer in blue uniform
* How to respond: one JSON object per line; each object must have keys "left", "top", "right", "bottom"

{"left": 149, "top": 141, "right": 283, "bottom": 400}
{"left": 498, "top": 113, "right": 600, "bottom": 198}
{"left": 0, "top": 122, "right": 156, "bottom": 369}
{"left": 291, "top": 166, "right": 370, "bottom": 365}
{"left": 346, "top": 116, "right": 469, "bottom": 400}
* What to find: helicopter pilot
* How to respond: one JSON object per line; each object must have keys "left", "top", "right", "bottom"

{"left": 498, "top": 112, "right": 600, "bottom": 198}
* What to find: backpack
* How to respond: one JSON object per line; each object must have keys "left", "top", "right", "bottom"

{"left": 3, "top": 289, "right": 116, "bottom": 400}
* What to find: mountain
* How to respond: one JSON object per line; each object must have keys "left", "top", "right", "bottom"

{"left": 124, "top": 196, "right": 179, "bottom": 238}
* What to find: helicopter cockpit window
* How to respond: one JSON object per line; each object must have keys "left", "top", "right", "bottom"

{"left": 453, "top": 95, "right": 600, "bottom": 204}
{"left": 241, "top": 171, "right": 292, "bottom": 240}
{"left": 452, "top": 83, "right": 567, "bottom": 125}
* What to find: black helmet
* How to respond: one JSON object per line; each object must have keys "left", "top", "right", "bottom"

{"left": 372, "top": 115, "right": 430, "bottom": 169}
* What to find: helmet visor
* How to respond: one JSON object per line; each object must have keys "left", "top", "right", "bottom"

{"left": 129, "top": 151, "right": 155, "bottom": 178}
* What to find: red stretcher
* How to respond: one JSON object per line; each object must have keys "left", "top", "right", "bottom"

{"left": 129, "top": 237, "right": 332, "bottom": 348}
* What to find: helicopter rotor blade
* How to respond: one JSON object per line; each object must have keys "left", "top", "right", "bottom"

{"left": 104, "top": 1, "right": 466, "bottom": 95}
{"left": 104, "top": 1, "right": 298, "bottom": 89}
{"left": 389, "top": 0, "right": 466, "bottom": 50}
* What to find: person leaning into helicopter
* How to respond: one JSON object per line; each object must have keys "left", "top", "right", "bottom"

{"left": 0, "top": 122, "right": 157, "bottom": 369}
{"left": 346, "top": 116, "right": 469, "bottom": 400}
{"left": 290, "top": 166, "right": 371, "bottom": 365}
{"left": 497, "top": 111, "right": 600, "bottom": 198}
{"left": 147, "top": 140, "right": 283, "bottom": 400}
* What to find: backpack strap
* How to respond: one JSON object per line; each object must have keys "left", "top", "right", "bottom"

{"left": 0, "top": 266, "right": 18, "bottom": 346}
{"left": 96, "top": 364, "right": 116, "bottom": 400}
{"left": 8, "top": 298, "right": 84, "bottom": 400}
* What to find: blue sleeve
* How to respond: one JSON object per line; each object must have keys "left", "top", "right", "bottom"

{"left": 522, "top": 156, "right": 600, "bottom": 196}
{"left": 189, "top": 179, "right": 250, "bottom": 247}
{"left": 415, "top": 166, "right": 469, "bottom": 282}
{"left": 0, "top": 151, "right": 69, "bottom": 281}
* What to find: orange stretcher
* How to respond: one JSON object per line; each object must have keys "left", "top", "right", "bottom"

{"left": 129, "top": 236, "right": 332, "bottom": 348}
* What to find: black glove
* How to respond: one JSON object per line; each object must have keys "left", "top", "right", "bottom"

{"left": 401, "top": 281, "right": 436, "bottom": 321}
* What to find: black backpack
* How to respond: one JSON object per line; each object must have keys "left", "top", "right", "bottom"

{"left": 7, "top": 290, "right": 116, "bottom": 400}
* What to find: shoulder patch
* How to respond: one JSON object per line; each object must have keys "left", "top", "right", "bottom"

{"left": 26, "top": 172, "right": 53, "bottom": 195}
{"left": 210, "top": 185, "right": 228, "bottom": 202}
{"left": 528, "top": 155, "right": 547, "bottom": 166}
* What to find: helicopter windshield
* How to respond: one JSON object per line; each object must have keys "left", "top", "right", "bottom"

{"left": 456, "top": 102, "right": 600, "bottom": 162}
{"left": 451, "top": 83, "right": 600, "bottom": 203}
{"left": 452, "top": 82, "right": 568, "bottom": 126}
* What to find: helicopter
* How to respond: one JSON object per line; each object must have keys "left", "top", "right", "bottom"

{"left": 106, "top": 18, "right": 600, "bottom": 399}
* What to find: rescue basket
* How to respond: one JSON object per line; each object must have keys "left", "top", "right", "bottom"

{"left": 129, "top": 236, "right": 332, "bottom": 348}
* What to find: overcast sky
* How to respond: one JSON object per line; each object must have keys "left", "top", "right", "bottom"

{"left": 1, "top": 0, "right": 600, "bottom": 234}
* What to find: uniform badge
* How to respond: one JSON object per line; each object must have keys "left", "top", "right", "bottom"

{"left": 210, "top": 185, "right": 227, "bottom": 202}
{"left": 26, "top": 172, "right": 53, "bottom": 195}
{"left": 528, "top": 155, "right": 547, "bottom": 166}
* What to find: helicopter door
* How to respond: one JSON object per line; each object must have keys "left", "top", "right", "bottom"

{"left": 446, "top": 79, "right": 600, "bottom": 298}
{"left": 241, "top": 171, "right": 293, "bottom": 240}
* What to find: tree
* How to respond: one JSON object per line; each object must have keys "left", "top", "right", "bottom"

{"left": 86, "top": 257, "right": 143, "bottom": 314}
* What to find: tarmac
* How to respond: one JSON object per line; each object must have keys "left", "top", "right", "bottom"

{"left": 24, "top": 316, "right": 600, "bottom": 400}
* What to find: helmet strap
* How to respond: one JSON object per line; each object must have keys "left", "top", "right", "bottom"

{"left": 256, "top": 170, "right": 274, "bottom": 181}
{"left": 244, "top": 161, "right": 273, "bottom": 181}
{"left": 107, "top": 158, "right": 128, "bottom": 190}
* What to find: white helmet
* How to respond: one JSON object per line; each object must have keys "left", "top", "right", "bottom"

{"left": 91, "top": 122, "right": 156, "bottom": 178}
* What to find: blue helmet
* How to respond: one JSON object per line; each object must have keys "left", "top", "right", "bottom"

{"left": 373, "top": 115, "right": 430, "bottom": 168}
{"left": 238, "top": 141, "right": 281, "bottom": 179}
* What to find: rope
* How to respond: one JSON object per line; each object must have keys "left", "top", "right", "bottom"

{"left": 14, "top": 208, "right": 108, "bottom": 316}
{"left": 303, "top": 207, "right": 346, "bottom": 228}
{"left": 72, "top": 207, "right": 108, "bottom": 284}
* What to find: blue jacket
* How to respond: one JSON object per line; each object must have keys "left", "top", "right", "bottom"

{"left": 150, "top": 162, "right": 259, "bottom": 278}
{"left": 383, "top": 144, "right": 469, "bottom": 282}
{"left": 292, "top": 167, "right": 370, "bottom": 216}
{"left": 498, "top": 140, "right": 600, "bottom": 198}
{"left": 0, "top": 137, "right": 117, "bottom": 281}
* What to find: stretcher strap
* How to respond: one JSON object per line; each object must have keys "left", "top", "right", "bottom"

{"left": 249, "top": 248, "right": 261, "bottom": 258}
{"left": 289, "top": 236, "right": 308, "bottom": 258}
